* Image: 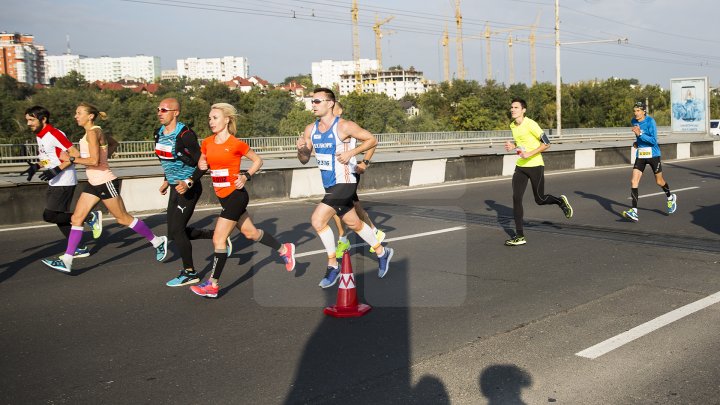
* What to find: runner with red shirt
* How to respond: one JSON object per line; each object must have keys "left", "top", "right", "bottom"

{"left": 190, "top": 103, "right": 296, "bottom": 298}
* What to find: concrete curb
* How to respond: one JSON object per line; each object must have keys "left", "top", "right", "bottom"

{"left": 2, "top": 140, "right": 718, "bottom": 227}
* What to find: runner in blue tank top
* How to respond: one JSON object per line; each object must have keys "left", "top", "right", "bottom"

{"left": 297, "top": 88, "right": 394, "bottom": 288}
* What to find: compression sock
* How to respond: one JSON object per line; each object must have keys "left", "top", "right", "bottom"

{"left": 631, "top": 188, "right": 639, "bottom": 209}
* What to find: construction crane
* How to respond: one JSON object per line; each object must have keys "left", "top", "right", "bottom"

{"left": 454, "top": 0, "right": 465, "bottom": 80}
{"left": 483, "top": 22, "right": 532, "bottom": 81}
{"left": 442, "top": 25, "right": 450, "bottom": 82}
{"left": 507, "top": 34, "right": 515, "bottom": 84}
{"left": 513, "top": 12, "right": 552, "bottom": 85}
{"left": 373, "top": 15, "right": 394, "bottom": 71}
{"left": 351, "top": 0, "right": 361, "bottom": 92}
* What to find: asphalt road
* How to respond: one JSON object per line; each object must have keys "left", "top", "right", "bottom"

{"left": 1, "top": 156, "right": 719, "bottom": 404}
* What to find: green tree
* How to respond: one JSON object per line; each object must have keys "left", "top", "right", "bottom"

{"left": 340, "top": 92, "right": 406, "bottom": 133}
{"left": 283, "top": 74, "right": 313, "bottom": 89}
{"left": 278, "top": 107, "right": 314, "bottom": 136}
{"left": 249, "top": 89, "right": 295, "bottom": 136}
{"left": 53, "top": 70, "right": 88, "bottom": 89}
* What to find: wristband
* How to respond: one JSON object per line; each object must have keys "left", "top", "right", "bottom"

{"left": 185, "top": 178, "right": 193, "bottom": 188}
{"left": 362, "top": 159, "right": 370, "bottom": 166}
{"left": 242, "top": 171, "right": 252, "bottom": 181}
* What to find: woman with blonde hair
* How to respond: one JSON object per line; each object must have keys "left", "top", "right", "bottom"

{"left": 190, "top": 102, "right": 296, "bottom": 298}
{"left": 42, "top": 102, "right": 168, "bottom": 273}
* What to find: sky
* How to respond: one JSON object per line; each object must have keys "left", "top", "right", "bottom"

{"left": 3, "top": 0, "right": 720, "bottom": 88}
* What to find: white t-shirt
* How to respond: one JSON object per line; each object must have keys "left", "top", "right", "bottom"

{"left": 36, "top": 124, "right": 77, "bottom": 186}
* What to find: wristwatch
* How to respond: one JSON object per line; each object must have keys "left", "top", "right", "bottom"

{"left": 69, "top": 156, "right": 75, "bottom": 163}
{"left": 185, "top": 178, "right": 193, "bottom": 188}
{"left": 242, "top": 171, "right": 252, "bottom": 181}
{"left": 362, "top": 159, "right": 371, "bottom": 166}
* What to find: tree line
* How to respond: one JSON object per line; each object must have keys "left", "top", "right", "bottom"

{"left": 1, "top": 72, "right": 718, "bottom": 144}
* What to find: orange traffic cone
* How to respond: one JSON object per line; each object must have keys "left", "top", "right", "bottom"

{"left": 324, "top": 250, "right": 372, "bottom": 318}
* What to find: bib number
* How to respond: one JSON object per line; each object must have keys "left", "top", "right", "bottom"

{"left": 316, "top": 153, "right": 333, "bottom": 171}
{"left": 210, "top": 168, "right": 231, "bottom": 188}
{"left": 637, "top": 147, "right": 653, "bottom": 159}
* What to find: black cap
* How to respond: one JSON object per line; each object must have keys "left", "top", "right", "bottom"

{"left": 634, "top": 101, "right": 646, "bottom": 111}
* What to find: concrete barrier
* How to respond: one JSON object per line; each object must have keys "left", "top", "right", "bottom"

{"left": 2, "top": 140, "right": 718, "bottom": 227}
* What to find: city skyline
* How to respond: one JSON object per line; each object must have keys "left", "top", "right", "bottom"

{"left": 2, "top": 0, "right": 719, "bottom": 87}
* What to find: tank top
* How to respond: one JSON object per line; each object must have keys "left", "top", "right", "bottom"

{"left": 311, "top": 117, "right": 357, "bottom": 188}
{"left": 80, "top": 126, "right": 117, "bottom": 186}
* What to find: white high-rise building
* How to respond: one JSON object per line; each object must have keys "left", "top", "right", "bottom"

{"left": 176, "top": 56, "right": 249, "bottom": 81}
{"left": 46, "top": 54, "right": 160, "bottom": 82}
{"left": 311, "top": 59, "right": 379, "bottom": 88}
{"left": 45, "top": 54, "right": 82, "bottom": 80}
{"left": 339, "top": 69, "right": 435, "bottom": 100}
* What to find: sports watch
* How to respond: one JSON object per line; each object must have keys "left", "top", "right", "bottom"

{"left": 362, "top": 159, "right": 371, "bottom": 166}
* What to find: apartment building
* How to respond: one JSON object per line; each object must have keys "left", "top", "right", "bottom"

{"left": 176, "top": 56, "right": 249, "bottom": 81}
{"left": 311, "top": 59, "right": 379, "bottom": 88}
{"left": 0, "top": 32, "right": 45, "bottom": 85}
{"left": 338, "top": 68, "right": 434, "bottom": 99}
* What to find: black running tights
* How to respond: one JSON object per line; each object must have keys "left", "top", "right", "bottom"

{"left": 511, "top": 165, "right": 562, "bottom": 236}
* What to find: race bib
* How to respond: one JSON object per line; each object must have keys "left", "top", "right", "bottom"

{"left": 637, "top": 147, "right": 653, "bottom": 159}
{"left": 155, "top": 143, "right": 173, "bottom": 160}
{"left": 210, "top": 168, "right": 231, "bottom": 188}
{"left": 316, "top": 153, "right": 333, "bottom": 171}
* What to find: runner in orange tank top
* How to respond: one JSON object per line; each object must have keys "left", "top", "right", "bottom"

{"left": 189, "top": 103, "right": 296, "bottom": 299}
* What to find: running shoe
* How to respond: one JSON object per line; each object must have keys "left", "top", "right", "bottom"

{"left": 155, "top": 235, "right": 169, "bottom": 262}
{"left": 319, "top": 266, "right": 341, "bottom": 289}
{"left": 560, "top": 195, "right": 573, "bottom": 219}
{"left": 667, "top": 194, "right": 677, "bottom": 214}
{"left": 281, "top": 242, "right": 296, "bottom": 272}
{"left": 41, "top": 257, "right": 71, "bottom": 273}
{"left": 504, "top": 236, "right": 527, "bottom": 246}
{"left": 73, "top": 245, "right": 90, "bottom": 258}
{"left": 190, "top": 280, "right": 219, "bottom": 298}
{"left": 87, "top": 210, "right": 103, "bottom": 239}
{"left": 378, "top": 247, "right": 394, "bottom": 278}
{"left": 227, "top": 236, "right": 233, "bottom": 257}
{"left": 369, "top": 229, "right": 386, "bottom": 253}
{"left": 166, "top": 270, "right": 200, "bottom": 287}
{"left": 335, "top": 238, "right": 351, "bottom": 259}
{"left": 622, "top": 208, "right": 639, "bottom": 222}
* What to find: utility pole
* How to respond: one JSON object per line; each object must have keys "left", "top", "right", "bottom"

{"left": 555, "top": 0, "right": 561, "bottom": 136}
{"left": 455, "top": 0, "right": 465, "bottom": 80}
{"left": 508, "top": 34, "right": 515, "bottom": 84}
{"left": 352, "top": 0, "right": 362, "bottom": 92}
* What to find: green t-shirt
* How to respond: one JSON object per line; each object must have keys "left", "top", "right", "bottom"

{"left": 510, "top": 117, "right": 545, "bottom": 167}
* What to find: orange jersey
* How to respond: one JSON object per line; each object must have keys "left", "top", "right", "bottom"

{"left": 201, "top": 135, "right": 250, "bottom": 198}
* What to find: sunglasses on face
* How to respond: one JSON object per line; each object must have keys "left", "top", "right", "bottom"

{"left": 311, "top": 99, "right": 331, "bottom": 105}
{"left": 157, "top": 107, "right": 177, "bottom": 113}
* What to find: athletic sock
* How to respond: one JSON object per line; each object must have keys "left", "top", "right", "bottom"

{"left": 129, "top": 217, "right": 157, "bottom": 244}
{"left": 65, "top": 226, "right": 84, "bottom": 256}
{"left": 355, "top": 223, "right": 382, "bottom": 257}
{"left": 318, "top": 225, "right": 336, "bottom": 258}
{"left": 661, "top": 183, "right": 671, "bottom": 198}
{"left": 631, "top": 188, "right": 639, "bottom": 209}
{"left": 257, "top": 229, "right": 281, "bottom": 251}
{"left": 209, "top": 249, "right": 228, "bottom": 282}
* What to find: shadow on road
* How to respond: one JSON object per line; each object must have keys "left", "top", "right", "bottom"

{"left": 691, "top": 204, "right": 720, "bottom": 236}
{"left": 480, "top": 364, "right": 533, "bottom": 405}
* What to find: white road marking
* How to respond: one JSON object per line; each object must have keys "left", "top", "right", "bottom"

{"left": 576, "top": 290, "right": 720, "bottom": 359}
{"left": 294, "top": 226, "right": 466, "bottom": 258}
{"left": 627, "top": 186, "right": 699, "bottom": 199}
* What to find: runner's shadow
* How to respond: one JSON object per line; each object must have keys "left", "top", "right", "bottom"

{"left": 575, "top": 190, "right": 625, "bottom": 217}
{"left": 479, "top": 364, "right": 533, "bottom": 405}
{"left": 691, "top": 204, "right": 720, "bottom": 236}
{"left": 485, "top": 199, "right": 515, "bottom": 237}
{"left": 667, "top": 163, "right": 720, "bottom": 180}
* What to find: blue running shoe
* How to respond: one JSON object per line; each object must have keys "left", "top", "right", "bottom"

{"left": 166, "top": 270, "right": 200, "bottom": 287}
{"left": 41, "top": 257, "right": 71, "bottom": 273}
{"left": 226, "top": 237, "right": 233, "bottom": 257}
{"left": 155, "top": 236, "right": 168, "bottom": 262}
{"left": 667, "top": 194, "right": 677, "bottom": 214}
{"left": 86, "top": 210, "right": 103, "bottom": 239}
{"left": 622, "top": 208, "right": 639, "bottom": 222}
{"left": 319, "top": 266, "right": 341, "bottom": 288}
{"left": 378, "top": 247, "right": 394, "bottom": 278}
{"left": 73, "top": 245, "right": 90, "bottom": 258}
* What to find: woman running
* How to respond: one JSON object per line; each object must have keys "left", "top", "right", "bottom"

{"left": 190, "top": 103, "right": 296, "bottom": 298}
{"left": 41, "top": 102, "right": 168, "bottom": 273}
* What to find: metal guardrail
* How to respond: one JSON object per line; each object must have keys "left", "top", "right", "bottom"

{"left": 0, "top": 127, "right": 673, "bottom": 166}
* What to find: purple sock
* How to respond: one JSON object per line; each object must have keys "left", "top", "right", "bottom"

{"left": 130, "top": 218, "right": 155, "bottom": 242}
{"left": 65, "top": 226, "right": 84, "bottom": 256}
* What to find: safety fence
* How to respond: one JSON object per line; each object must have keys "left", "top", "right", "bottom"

{"left": 0, "top": 126, "right": 673, "bottom": 166}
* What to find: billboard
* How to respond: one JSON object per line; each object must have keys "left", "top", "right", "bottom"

{"left": 670, "top": 77, "right": 709, "bottom": 133}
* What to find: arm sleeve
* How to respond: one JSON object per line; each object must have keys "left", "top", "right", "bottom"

{"left": 636, "top": 118, "right": 657, "bottom": 145}
{"left": 177, "top": 128, "right": 201, "bottom": 167}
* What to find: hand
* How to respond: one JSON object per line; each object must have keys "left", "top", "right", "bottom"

{"left": 20, "top": 162, "right": 40, "bottom": 181}
{"left": 296, "top": 137, "right": 307, "bottom": 150}
{"left": 335, "top": 150, "right": 353, "bottom": 164}
{"left": 234, "top": 176, "right": 247, "bottom": 190}
{"left": 356, "top": 162, "right": 367, "bottom": 174}
{"left": 59, "top": 150, "right": 70, "bottom": 161}
{"left": 504, "top": 141, "right": 515, "bottom": 152}
{"left": 39, "top": 166, "right": 61, "bottom": 181}
{"left": 175, "top": 181, "right": 189, "bottom": 195}
{"left": 159, "top": 180, "right": 169, "bottom": 195}
{"left": 198, "top": 160, "right": 208, "bottom": 170}
{"left": 632, "top": 125, "right": 641, "bottom": 136}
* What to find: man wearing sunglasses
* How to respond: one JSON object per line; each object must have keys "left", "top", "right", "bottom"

{"left": 297, "top": 88, "right": 394, "bottom": 288}
{"left": 154, "top": 98, "right": 214, "bottom": 287}
{"left": 621, "top": 101, "right": 677, "bottom": 222}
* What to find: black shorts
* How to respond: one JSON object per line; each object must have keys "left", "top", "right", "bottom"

{"left": 352, "top": 173, "right": 360, "bottom": 202}
{"left": 46, "top": 185, "right": 76, "bottom": 212}
{"left": 83, "top": 179, "right": 121, "bottom": 200}
{"left": 218, "top": 189, "right": 249, "bottom": 221}
{"left": 633, "top": 157, "right": 662, "bottom": 174}
{"left": 321, "top": 183, "right": 358, "bottom": 216}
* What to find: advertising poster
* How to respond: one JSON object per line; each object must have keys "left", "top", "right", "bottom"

{"left": 670, "top": 77, "right": 708, "bottom": 133}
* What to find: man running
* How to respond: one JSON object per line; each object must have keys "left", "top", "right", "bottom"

{"left": 622, "top": 101, "right": 677, "bottom": 221}
{"left": 22, "top": 105, "right": 102, "bottom": 257}
{"left": 154, "top": 98, "right": 215, "bottom": 287}
{"left": 297, "top": 88, "right": 393, "bottom": 288}
{"left": 503, "top": 98, "right": 573, "bottom": 246}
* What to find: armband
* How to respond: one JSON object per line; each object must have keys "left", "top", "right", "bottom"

{"left": 540, "top": 133, "right": 550, "bottom": 145}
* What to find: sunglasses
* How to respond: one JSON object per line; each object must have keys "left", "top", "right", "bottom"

{"left": 157, "top": 107, "right": 177, "bottom": 113}
{"left": 311, "top": 99, "right": 331, "bottom": 105}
